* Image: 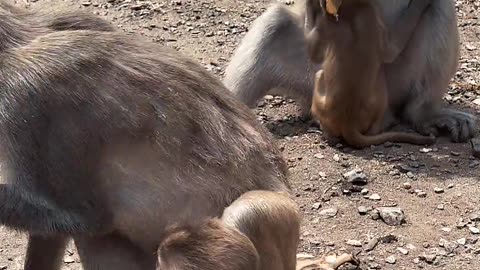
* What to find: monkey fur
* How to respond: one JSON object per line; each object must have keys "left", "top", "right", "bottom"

{"left": 0, "top": 2, "right": 297, "bottom": 270}
{"left": 306, "top": 0, "right": 436, "bottom": 148}
{"left": 158, "top": 191, "right": 301, "bottom": 270}
{"left": 224, "top": 0, "right": 477, "bottom": 143}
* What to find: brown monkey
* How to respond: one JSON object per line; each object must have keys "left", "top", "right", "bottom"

{"left": 0, "top": 2, "right": 297, "bottom": 270}
{"left": 158, "top": 190, "right": 301, "bottom": 270}
{"left": 224, "top": 0, "right": 476, "bottom": 143}
{"left": 305, "top": 0, "right": 435, "bottom": 148}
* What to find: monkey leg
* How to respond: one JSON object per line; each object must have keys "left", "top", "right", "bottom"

{"left": 383, "top": 0, "right": 476, "bottom": 142}
{"left": 402, "top": 94, "right": 477, "bottom": 143}
{"left": 24, "top": 235, "right": 68, "bottom": 270}
{"left": 223, "top": 4, "right": 318, "bottom": 116}
{"left": 74, "top": 234, "right": 156, "bottom": 270}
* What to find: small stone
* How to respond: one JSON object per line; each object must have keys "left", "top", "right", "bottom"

{"left": 457, "top": 238, "right": 466, "bottom": 245}
{"left": 369, "top": 194, "right": 381, "bottom": 201}
{"left": 397, "top": 247, "right": 409, "bottom": 255}
{"left": 343, "top": 169, "right": 368, "bottom": 186}
{"left": 420, "top": 254, "right": 437, "bottom": 264}
{"left": 385, "top": 256, "right": 396, "bottom": 264}
{"left": 406, "top": 244, "right": 416, "bottom": 250}
{"left": 314, "top": 153, "right": 325, "bottom": 159}
{"left": 311, "top": 202, "right": 321, "bottom": 210}
{"left": 406, "top": 172, "right": 414, "bottom": 178}
{"left": 346, "top": 239, "right": 362, "bottom": 247}
{"left": 434, "top": 187, "right": 444, "bottom": 194}
{"left": 365, "top": 237, "right": 379, "bottom": 251}
{"left": 370, "top": 209, "right": 380, "bottom": 220}
{"left": 63, "top": 256, "right": 75, "bottom": 264}
{"left": 333, "top": 154, "right": 340, "bottom": 162}
{"left": 377, "top": 207, "right": 405, "bottom": 226}
{"left": 264, "top": 95, "right": 274, "bottom": 101}
{"left": 358, "top": 206, "right": 369, "bottom": 215}
{"left": 437, "top": 204, "right": 445, "bottom": 210}
{"left": 469, "top": 212, "right": 480, "bottom": 222}
{"left": 441, "top": 227, "right": 451, "bottom": 233}
{"left": 469, "top": 227, "right": 480, "bottom": 234}
{"left": 319, "top": 207, "right": 338, "bottom": 218}
{"left": 416, "top": 190, "right": 427, "bottom": 198}
{"left": 448, "top": 184, "right": 455, "bottom": 189}
{"left": 360, "top": 188, "right": 369, "bottom": 195}
{"left": 403, "top": 182, "right": 412, "bottom": 190}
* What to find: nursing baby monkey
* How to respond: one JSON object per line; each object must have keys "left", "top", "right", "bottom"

{"left": 225, "top": 0, "right": 476, "bottom": 143}
{"left": 305, "top": 0, "right": 436, "bottom": 148}
{"left": 158, "top": 190, "right": 359, "bottom": 270}
{"left": 0, "top": 1, "right": 304, "bottom": 270}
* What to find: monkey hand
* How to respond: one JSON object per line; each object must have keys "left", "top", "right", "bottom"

{"left": 296, "top": 253, "right": 360, "bottom": 270}
{"left": 415, "top": 108, "right": 477, "bottom": 143}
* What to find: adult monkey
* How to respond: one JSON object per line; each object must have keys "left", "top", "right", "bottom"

{"left": 0, "top": 2, "right": 300, "bottom": 270}
{"left": 224, "top": 0, "right": 476, "bottom": 142}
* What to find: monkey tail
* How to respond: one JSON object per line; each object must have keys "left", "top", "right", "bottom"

{"left": 342, "top": 127, "right": 436, "bottom": 149}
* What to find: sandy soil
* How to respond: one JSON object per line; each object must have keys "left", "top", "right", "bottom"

{"left": 0, "top": 0, "right": 479, "bottom": 269}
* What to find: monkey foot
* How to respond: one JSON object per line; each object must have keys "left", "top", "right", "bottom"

{"left": 416, "top": 108, "right": 477, "bottom": 143}
{"left": 297, "top": 253, "right": 360, "bottom": 270}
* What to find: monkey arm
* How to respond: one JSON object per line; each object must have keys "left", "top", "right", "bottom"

{"left": 381, "top": 0, "right": 432, "bottom": 63}
{"left": 305, "top": 26, "right": 326, "bottom": 64}
{"left": 305, "top": 0, "right": 323, "bottom": 31}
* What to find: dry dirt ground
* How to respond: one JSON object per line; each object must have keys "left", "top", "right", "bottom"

{"left": 0, "top": 0, "right": 479, "bottom": 269}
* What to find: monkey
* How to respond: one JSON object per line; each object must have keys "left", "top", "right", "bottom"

{"left": 0, "top": 2, "right": 299, "bottom": 270}
{"left": 223, "top": 0, "right": 477, "bottom": 143}
{"left": 158, "top": 190, "right": 301, "bottom": 270}
{"left": 304, "top": 0, "right": 436, "bottom": 148}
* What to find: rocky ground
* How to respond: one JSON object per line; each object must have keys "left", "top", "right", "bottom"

{"left": 0, "top": 0, "right": 479, "bottom": 269}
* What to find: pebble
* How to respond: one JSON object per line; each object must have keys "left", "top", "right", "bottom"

{"left": 343, "top": 169, "right": 368, "bottom": 185}
{"left": 469, "top": 226, "right": 480, "bottom": 234}
{"left": 311, "top": 202, "right": 321, "bottom": 210}
{"left": 365, "top": 237, "right": 379, "bottom": 251}
{"left": 420, "top": 254, "right": 437, "bottom": 264}
{"left": 415, "top": 190, "right": 427, "bottom": 198}
{"left": 314, "top": 153, "right": 325, "bottom": 159}
{"left": 457, "top": 238, "right": 467, "bottom": 245}
{"left": 370, "top": 209, "right": 381, "bottom": 220}
{"left": 319, "top": 207, "right": 338, "bottom": 218}
{"left": 369, "top": 194, "right": 381, "bottom": 201}
{"left": 437, "top": 204, "right": 445, "bottom": 210}
{"left": 377, "top": 207, "right": 405, "bottom": 226}
{"left": 63, "top": 256, "right": 75, "bottom": 264}
{"left": 403, "top": 182, "right": 412, "bottom": 190}
{"left": 346, "top": 239, "right": 362, "bottom": 247}
{"left": 360, "top": 188, "right": 369, "bottom": 195}
{"left": 469, "top": 212, "right": 480, "bottom": 222}
{"left": 358, "top": 206, "right": 369, "bottom": 215}
{"left": 385, "top": 256, "right": 396, "bottom": 264}
{"left": 434, "top": 187, "right": 444, "bottom": 194}
{"left": 397, "top": 247, "right": 409, "bottom": 255}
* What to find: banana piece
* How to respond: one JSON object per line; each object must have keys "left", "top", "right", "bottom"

{"left": 326, "top": 0, "right": 343, "bottom": 16}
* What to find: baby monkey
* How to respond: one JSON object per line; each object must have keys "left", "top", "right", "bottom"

{"left": 157, "top": 191, "right": 301, "bottom": 270}
{"left": 306, "top": 0, "right": 436, "bottom": 148}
